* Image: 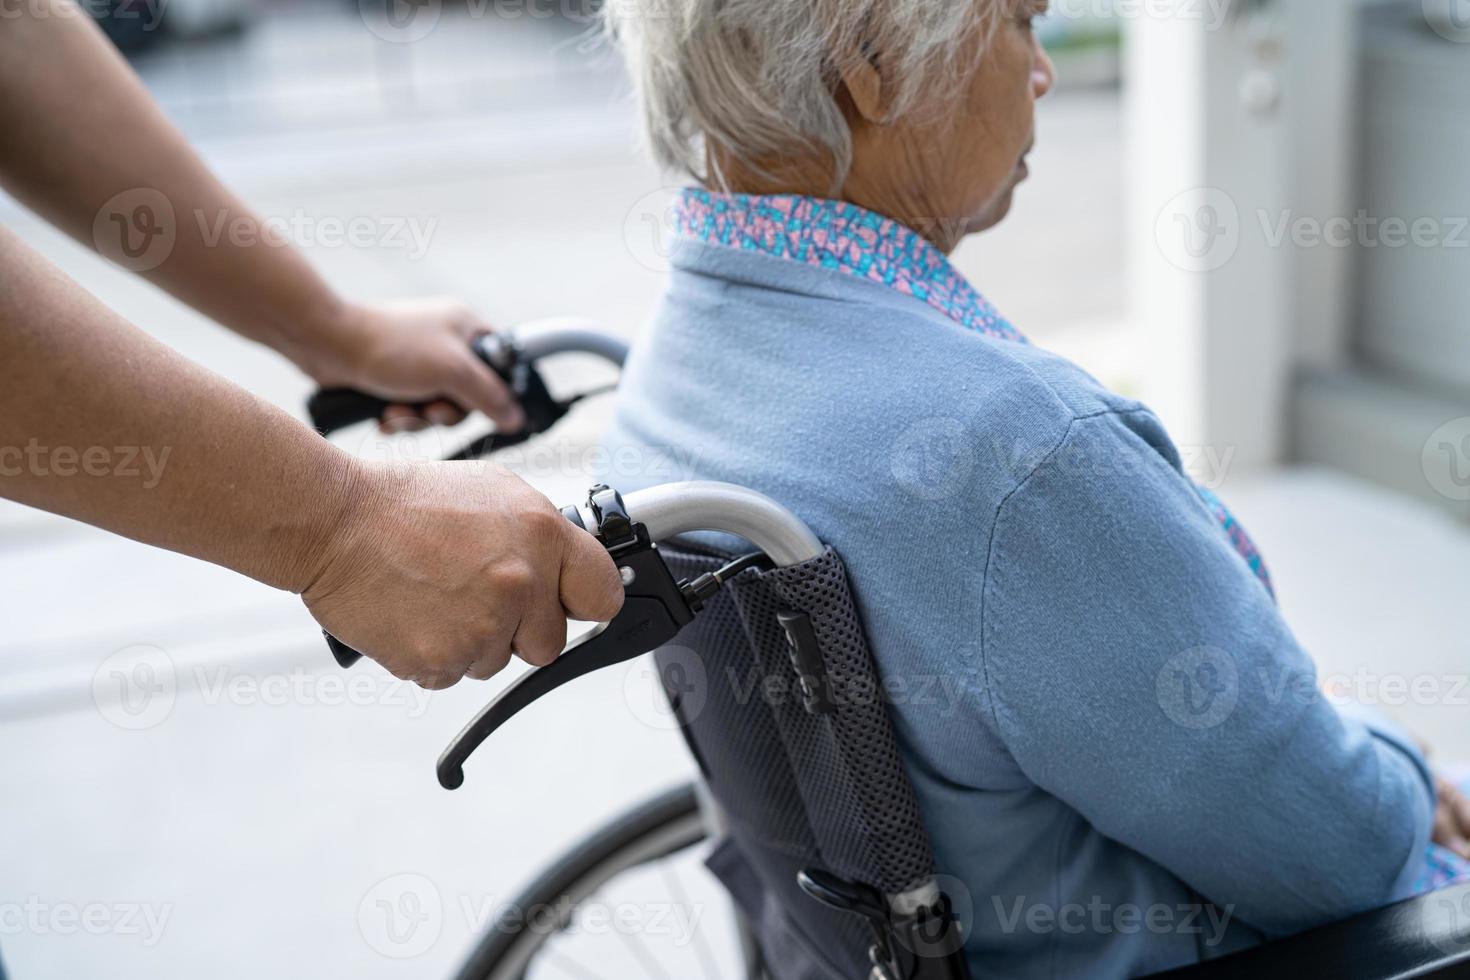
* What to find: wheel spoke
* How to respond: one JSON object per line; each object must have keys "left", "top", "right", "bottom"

{"left": 466, "top": 786, "right": 722, "bottom": 980}
{"left": 661, "top": 862, "right": 722, "bottom": 980}
{"left": 613, "top": 920, "right": 676, "bottom": 980}
{"left": 538, "top": 947, "right": 607, "bottom": 980}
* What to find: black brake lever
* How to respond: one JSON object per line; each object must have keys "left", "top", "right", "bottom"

{"left": 436, "top": 487, "right": 699, "bottom": 790}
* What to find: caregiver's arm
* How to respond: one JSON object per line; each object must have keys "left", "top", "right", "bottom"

{"left": 0, "top": 229, "right": 623, "bottom": 688}
{"left": 0, "top": 0, "right": 522, "bottom": 431}
{"left": 980, "top": 409, "right": 1434, "bottom": 937}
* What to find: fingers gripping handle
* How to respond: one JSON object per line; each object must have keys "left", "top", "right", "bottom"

{"left": 325, "top": 482, "right": 823, "bottom": 791}
{"left": 305, "top": 335, "right": 515, "bottom": 436}
{"left": 438, "top": 492, "right": 696, "bottom": 789}
{"left": 319, "top": 500, "right": 597, "bottom": 673}
{"left": 311, "top": 328, "right": 630, "bottom": 669}
{"left": 432, "top": 482, "right": 825, "bottom": 789}
{"left": 305, "top": 328, "right": 629, "bottom": 436}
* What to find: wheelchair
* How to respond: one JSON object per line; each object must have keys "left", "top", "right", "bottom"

{"left": 309, "top": 324, "right": 1470, "bottom": 980}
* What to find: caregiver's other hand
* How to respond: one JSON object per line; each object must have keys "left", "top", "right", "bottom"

{"left": 302, "top": 299, "right": 527, "bottom": 434}
{"left": 302, "top": 460, "right": 625, "bottom": 690}
{"left": 1433, "top": 773, "right": 1470, "bottom": 859}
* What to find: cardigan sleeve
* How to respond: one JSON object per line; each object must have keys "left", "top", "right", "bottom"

{"left": 978, "top": 409, "right": 1435, "bottom": 937}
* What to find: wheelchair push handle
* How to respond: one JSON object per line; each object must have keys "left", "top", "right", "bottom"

{"left": 316, "top": 323, "right": 628, "bottom": 668}
{"left": 305, "top": 323, "right": 629, "bottom": 436}
{"left": 436, "top": 481, "right": 824, "bottom": 790}
{"left": 306, "top": 333, "right": 511, "bottom": 436}
{"left": 321, "top": 480, "right": 822, "bottom": 674}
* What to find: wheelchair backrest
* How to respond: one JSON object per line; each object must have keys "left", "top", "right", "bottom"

{"left": 657, "top": 543, "right": 951, "bottom": 980}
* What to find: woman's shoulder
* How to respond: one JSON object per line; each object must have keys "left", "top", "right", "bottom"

{"left": 875, "top": 310, "right": 1156, "bottom": 446}
{"left": 625, "top": 266, "right": 1172, "bottom": 500}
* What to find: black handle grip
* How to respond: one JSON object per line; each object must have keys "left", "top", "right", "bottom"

{"left": 306, "top": 388, "right": 400, "bottom": 436}
{"left": 323, "top": 631, "right": 363, "bottom": 668}
{"left": 306, "top": 334, "right": 517, "bottom": 436}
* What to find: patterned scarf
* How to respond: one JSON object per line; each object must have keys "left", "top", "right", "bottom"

{"left": 675, "top": 187, "right": 1276, "bottom": 598}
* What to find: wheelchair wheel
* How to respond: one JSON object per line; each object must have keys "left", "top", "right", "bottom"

{"left": 453, "top": 782, "right": 764, "bottom": 980}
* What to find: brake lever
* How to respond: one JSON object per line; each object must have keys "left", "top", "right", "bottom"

{"left": 436, "top": 487, "right": 699, "bottom": 790}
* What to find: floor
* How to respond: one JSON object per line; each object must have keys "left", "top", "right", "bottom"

{"left": 1, "top": 8, "right": 1467, "bottom": 979}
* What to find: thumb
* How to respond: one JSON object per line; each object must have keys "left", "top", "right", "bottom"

{"left": 446, "top": 351, "right": 526, "bottom": 433}
{"left": 558, "top": 524, "right": 626, "bottom": 623}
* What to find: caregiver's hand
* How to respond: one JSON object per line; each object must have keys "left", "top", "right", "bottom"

{"left": 1432, "top": 773, "right": 1470, "bottom": 859}
{"left": 2, "top": 229, "right": 623, "bottom": 694}
{"left": 302, "top": 461, "right": 625, "bottom": 690}
{"left": 299, "top": 299, "right": 527, "bottom": 435}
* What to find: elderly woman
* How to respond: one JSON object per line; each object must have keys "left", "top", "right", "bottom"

{"left": 602, "top": 1, "right": 1466, "bottom": 976}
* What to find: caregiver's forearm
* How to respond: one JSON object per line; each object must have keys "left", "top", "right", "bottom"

{"left": 0, "top": 226, "right": 350, "bottom": 592}
{"left": 0, "top": 0, "right": 358, "bottom": 378}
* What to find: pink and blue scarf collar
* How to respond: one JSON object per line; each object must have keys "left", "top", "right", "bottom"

{"left": 675, "top": 187, "right": 1026, "bottom": 343}
{"left": 675, "top": 187, "right": 1276, "bottom": 599}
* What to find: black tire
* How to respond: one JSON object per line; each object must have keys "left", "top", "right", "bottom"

{"left": 453, "top": 783, "right": 709, "bottom": 980}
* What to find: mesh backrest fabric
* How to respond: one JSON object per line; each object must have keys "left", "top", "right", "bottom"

{"left": 657, "top": 543, "right": 938, "bottom": 977}
{"left": 761, "top": 551, "right": 935, "bottom": 895}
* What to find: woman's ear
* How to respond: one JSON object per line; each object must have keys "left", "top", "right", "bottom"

{"left": 838, "top": 46, "right": 893, "bottom": 124}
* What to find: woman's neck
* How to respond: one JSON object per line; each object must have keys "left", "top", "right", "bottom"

{"left": 704, "top": 147, "right": 965, "bottom": 255}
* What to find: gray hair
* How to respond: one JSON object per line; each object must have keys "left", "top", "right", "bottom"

{"left": 604, "top": 1, "right": 1003, "bottom": 192}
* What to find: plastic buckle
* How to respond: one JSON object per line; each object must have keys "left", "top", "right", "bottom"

{"left": 797, "top": 869, "right": 973, "bottom": 980}
{"left": 798, "top": 869, "right": 903, "bottom": 978}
